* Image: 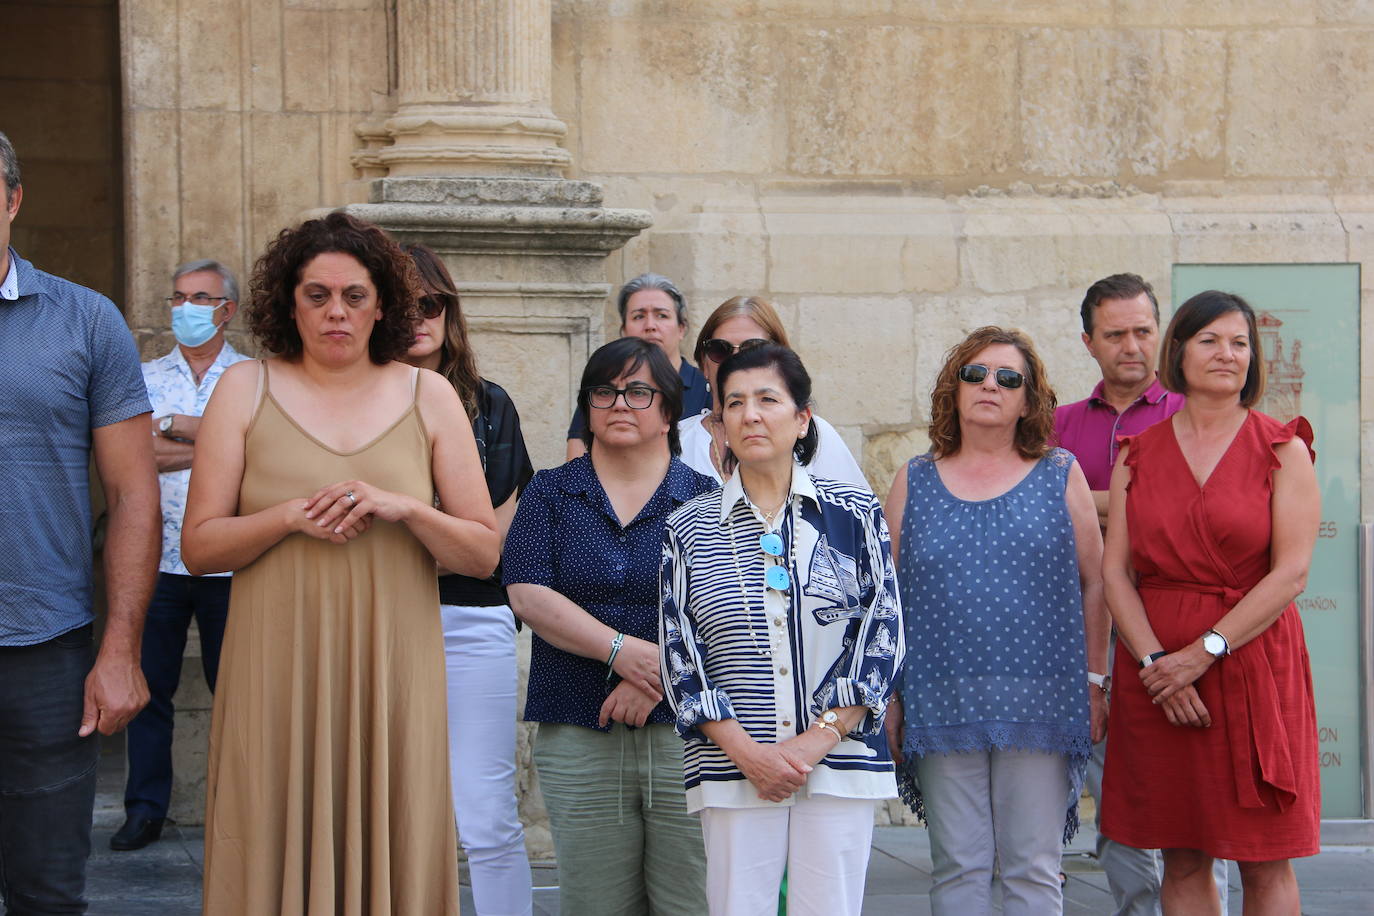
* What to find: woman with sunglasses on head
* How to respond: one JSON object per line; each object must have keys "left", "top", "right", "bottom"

{"left": 502, "top": 337, "right": 716, "bottom": 916}
{"left": 883, "top": 326, "right": 1109, "bottom": 916}
{"left": 680, "top": 296, "right": 868, "bottom": 488}
{"left": 399, "top": 244, "right": 536, "bottom": 916}
{"left": 660, "top": 344, "right": 903, "bottom": 916}
{"left": 1099, "top": 292, "right": 1319, "bottom": 914}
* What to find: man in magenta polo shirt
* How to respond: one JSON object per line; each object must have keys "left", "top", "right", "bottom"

{"left": 1055, "top": 273, "right": 1228, "bottom": 915}
{"left": 1055, "top": 273, "right": 1184, "bottom": 525}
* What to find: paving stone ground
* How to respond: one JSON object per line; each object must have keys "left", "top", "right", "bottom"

{"left": 87, "top": 738, "right": 1374, "bottom": 915}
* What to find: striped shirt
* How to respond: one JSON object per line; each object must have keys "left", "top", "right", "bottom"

{"left": 660, "top": 464, "right": 904, "bottom": 811}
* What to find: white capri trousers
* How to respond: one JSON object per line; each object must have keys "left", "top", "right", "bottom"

{"left": 699, "top": 794, "right": 877, "bottom": 916}
{"left": 442, "top": 603, "right": 534, "bottom": 916}
{"left": 916, "top": 747, "right": 1068, "bottom": 916}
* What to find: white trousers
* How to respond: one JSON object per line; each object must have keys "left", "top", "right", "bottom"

{"left": 699, "top": 794, "right": 877, "bottom": 916}
{"left": 442, "top": 604, "right": 534, "bottom": 916}
{"left": 917, "top": 748, "right": 1067, "bottom": 916}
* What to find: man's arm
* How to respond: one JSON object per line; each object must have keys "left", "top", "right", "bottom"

{"left": 149, "top": 415, "right": 195, "bottom": 472}
{"left": 162, "top": 413, "right": 201, "bottom": 441}
{"left": 149, "top": 413, "right": 201, "bottom": 472}
{"left": 1091, "top": 489, "right": 1109, "bottom": 529}
{"left": 85, "top": 414, "right": 161, "bottom": 736}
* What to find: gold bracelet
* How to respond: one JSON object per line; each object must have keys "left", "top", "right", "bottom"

{"left": 816, "top": 721, "right": 844, "bottom": 742}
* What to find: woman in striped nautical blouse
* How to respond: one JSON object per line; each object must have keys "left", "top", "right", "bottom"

{"left": 660, "top": 344, "right": 904, "bottom": 916}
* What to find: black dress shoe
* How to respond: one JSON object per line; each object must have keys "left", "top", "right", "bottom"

{"left": 110, "top": 813, "right": 165, "bottom": 851}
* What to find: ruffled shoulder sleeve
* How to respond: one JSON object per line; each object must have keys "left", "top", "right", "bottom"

{"left": 1255, "top": 412, "right": 1316, "bottom": 470}
{"left": 1118, "top": 432, "right": 1144, "bottom": 469}
{"left": 1116, "top": 413, "right": 1171, "bottom": 469}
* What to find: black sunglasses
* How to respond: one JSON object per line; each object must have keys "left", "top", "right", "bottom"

{"left": 702, "top": 337, "right": 770, "bottom": 364}
{"left": 958, "top": 364, "right": 1025, "bottom": 390}
{"left": 418, "top": 295, "right": 447, "bottom": 319}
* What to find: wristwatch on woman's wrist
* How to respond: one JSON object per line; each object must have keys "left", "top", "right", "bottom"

{"left": 1201, "top": 629, "right": 1231, "bottom": 658}
{"left": 813, "top": 709, "right": 844, "bottom": 742}
{"left": 1087, "top": 672, "right": 1110, "bottom": 693}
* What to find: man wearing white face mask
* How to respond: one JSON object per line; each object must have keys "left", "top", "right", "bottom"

{"left": 112, "top": 260, "right": 250, "bottom": 851}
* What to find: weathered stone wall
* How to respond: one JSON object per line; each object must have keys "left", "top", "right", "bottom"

{"left": 106, "top": 0, "right": 1374, "bottom": 841}
{"left": 2, "top": 0, "right": 123, "bottom": 299}
{"left": 547, "top": 1, "right": 1374, "bottom": 507}
{"left": 119, "top": 0, "right": 392, "bottom": 355}
{"left": 110, "top": 0, "right": 1374, "bottom": 493}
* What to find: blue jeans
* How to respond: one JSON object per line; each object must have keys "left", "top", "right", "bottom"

{"left": 123, "top": 573, "right": 230, "bottom": 819}
{"left": 0, "top": 624, "right": 99, "bottom": 914}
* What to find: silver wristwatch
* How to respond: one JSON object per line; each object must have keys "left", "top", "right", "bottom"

{"left": 1202, "top": 629, "right": 1230, "bottom": 658}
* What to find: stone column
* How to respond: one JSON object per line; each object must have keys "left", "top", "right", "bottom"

{"left": 379, "top": 0, "right": 571, "bottom": 178}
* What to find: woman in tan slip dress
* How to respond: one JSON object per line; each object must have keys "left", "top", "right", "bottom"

{"left": 182, "top": 212, "right": 500, "bottom": 915}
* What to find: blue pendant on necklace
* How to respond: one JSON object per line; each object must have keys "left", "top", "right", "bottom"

{"left": 765, "top": 564, "right": 792, "bottom": 591}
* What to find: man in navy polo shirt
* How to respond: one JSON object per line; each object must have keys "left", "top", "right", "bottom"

{"left": 564, "top": 273, "right": 712, "bottom": 461}
{"left": 0, "top": 130, "right": 161, "bottom": 912}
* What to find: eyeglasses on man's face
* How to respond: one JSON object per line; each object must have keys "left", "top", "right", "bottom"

{"left": 958, "top": 364, "right": 1025, "bottom": 390}
{"left": 702, "top": 337, "right": 770, "bottom": 364}
{"left": 166, "top": 292, "right": 229, "bottom": 307}
{"left": 584, "top": 384, "right": 661, "bottom": 410}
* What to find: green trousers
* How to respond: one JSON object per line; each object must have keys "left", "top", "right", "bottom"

{"left": 534, "top": 722, "right": 707, "bottom": 916}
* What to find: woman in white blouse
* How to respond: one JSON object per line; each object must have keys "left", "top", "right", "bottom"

{"left": 660, "top": 343, "right": 903, "bottom": 916}
{"left": 678, "top": 296, "right": 869, "bottom": 489}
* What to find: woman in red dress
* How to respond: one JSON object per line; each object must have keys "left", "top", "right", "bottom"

{"left": 1099, "top": 289, "right": 1320, "bottom": 914}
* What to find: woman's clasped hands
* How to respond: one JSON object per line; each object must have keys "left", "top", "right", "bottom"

{"left": 1140, "top": 648, "right": 1214, "bottom": 729}
{"left": 736, "top": 736, "right": 818, "bottom": 802}
{"left": 290, "top": 479, "right": 414, "bottom": 545}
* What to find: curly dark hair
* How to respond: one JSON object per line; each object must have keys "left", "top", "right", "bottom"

{"left": 247, "top": 211, "right": 421, "bottom": 364}
{"left": 928, "top": 326, "right": 1057, "bottom": 460}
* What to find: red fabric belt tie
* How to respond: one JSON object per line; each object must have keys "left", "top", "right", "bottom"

{"left": 1138, "top": 577, "right": 1298, "bottom": 813}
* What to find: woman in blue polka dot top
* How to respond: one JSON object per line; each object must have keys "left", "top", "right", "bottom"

{"left": 883, "top": 326, "right": 1110, "bottom": 916}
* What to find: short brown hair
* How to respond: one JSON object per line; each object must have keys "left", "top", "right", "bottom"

{"left": 928, "top": 326, "right": 1057, "bottom": 460}
{"left": 1080, "top": 273, "right": 1159, "bottom": 335}
{"left": 1158, "top": 290, "right": 1266, "bottom": 407}
{"left": 247, "top": 211, "right": 421, "bottom": 364}
{"left": 692, "top": 296, "right": 792, "bottom": 366}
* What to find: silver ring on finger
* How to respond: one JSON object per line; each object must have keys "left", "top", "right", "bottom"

{"left": 345, "top": 490, "right": 357, "bottom": 506}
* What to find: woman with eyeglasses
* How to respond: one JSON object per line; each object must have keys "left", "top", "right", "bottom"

{"left": 660, "top": 343, "right": 903, "bottom": 916}
{"left": 399, "top": 244, "right": 536, "bottom": 916}
{"left": 883, "top": 326, "right": 1109, "bottom": 916}
{"left": 679, "top": 295, "right": 868, "bottom": 487}
{"left": 502, "top": 337, "right": 716, "bottom": 915}
{"left": 1099, "top": 292, "right": 1319, "bottom": 913}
